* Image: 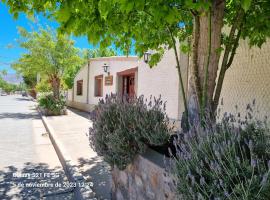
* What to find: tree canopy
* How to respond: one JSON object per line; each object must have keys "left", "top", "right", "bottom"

{"left": 12, "top": 27, "right": 83, "bottom": 97}
{"left": 0, "top": 77, "right": 24, "bottom": 93}
{"left": 3, "top": 0, "right": 269, "bottom": 61}
{"left": 82, "top": 48, "right": 116, "bottom": 60}
{"left": 4, "top": 0, "right": 270, "bottom": 125}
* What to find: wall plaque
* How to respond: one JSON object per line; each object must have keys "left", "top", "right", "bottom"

{"left": 105, "top": 75, "right": 113, "bottom": 86}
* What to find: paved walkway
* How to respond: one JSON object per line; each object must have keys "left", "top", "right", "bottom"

{"left": 0, "top": 95, "right": 73, "bottom": 199}
{"left": 45, "top": 108, "right": 111, "bottom": 200}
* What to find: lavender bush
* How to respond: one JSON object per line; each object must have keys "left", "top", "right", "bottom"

{"left": 89, "top": 94, "right": 172, "bottom": 170}
{"left": 173, "top": 115, "right": 270, "bottom": 199}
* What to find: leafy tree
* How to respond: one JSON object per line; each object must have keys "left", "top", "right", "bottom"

{"left": 22, "top": 74, "right": 36, "bottom": 90}
{"left": 4, "top": 0, "right": 270, "bottom": 126}
{"left": 35, "top": 79, "right": 52, "bottom": 92}
{"left": 0, "top": 77, "right": 21, "bottom": 93}
{"left": 82, "top": 48, "right": 116, "bottom": 61}
{"left": 12, "top": 27, "right": 83, "bottom": 99}
{"left": 0, "top": 69, "right": 7, "bottom": 77}
{"left": 61, "top": 64, "right": 81, "bottom": 89}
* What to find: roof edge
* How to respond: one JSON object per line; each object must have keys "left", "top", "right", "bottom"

{"left": 89, "top": 56, "right": 138, "bottom": 62}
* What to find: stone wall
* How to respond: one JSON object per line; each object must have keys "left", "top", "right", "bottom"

{"left": 111, "top": 149, "right": 177, "bottom": 200}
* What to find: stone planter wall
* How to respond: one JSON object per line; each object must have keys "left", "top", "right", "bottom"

{"left": 111, "top": 149, "right": 177, "bottom": 200}
{"left": 39, "top": 107, "right": 67, "bottom": 116}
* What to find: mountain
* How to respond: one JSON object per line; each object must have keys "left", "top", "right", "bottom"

{"left": 2, "top": 74, "right": 23, "bottom": 85}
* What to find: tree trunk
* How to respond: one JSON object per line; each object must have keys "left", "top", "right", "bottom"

{"left": 51, "top": 75, "right": 60, "bottom": 99}
{"left": 188, "top": 0, "right": 225, "bottom": 125}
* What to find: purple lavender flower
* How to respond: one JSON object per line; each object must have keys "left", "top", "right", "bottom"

{"left": 187, "top": 168, "right": 191, "bottom": 176}
{"left": 196, "top": 166, "right": 200, "bottom": 174}
{"left": 200, "top": 160, "right": 204, "bottom": 167}
{"left": 267, "top": 160, "right": 270, "bottom": 169}
{"left": 236, "top": 156, "right": 241, "bottom": 165}
{"left": 216, "top": 163, "right": 222, "bottom": 173}
{"left": 204, "top": 158, "right": 209, "bottom": 164}
{"left": 184, "top": 134, "right": 189, "bottom": 142}
{"left": 215, "top": 150, "right": 221, "bottom": 160}
{"left": 224, "top": 191, "right": 229, "bottom": 197}
{"left": 219, "top": 179, "right": 224, "bottom": 187}
{"left": 200, "top": 177, "right": 206, "bottom": 186}
{"left": 251, "top": 159, "right": 257, "bottom": 168}
{"left": 212, "top": 143, "right": 218, "bottom": 151}
{"left": 260, "top": 173, "right": 268, "bottom": 186}
{"left": 197, "top": 193, "right": 203, "bottom": 199}
{"left": 236, "top": 132, "right": 241, "bottom": 142}
{"left": 248, "top": 140, "right": 253, "bottom": 150}
{"left": 191, "top": 175, "right": 195, "bottom": 186}
{"left": 188, "top": 187, "right": 193, "bottom": 194}
{"left": 168, "top": 148, "right": 172, "bottom": 156}
{"left": 210, "top": 161, "right": 215, "bottom": 170}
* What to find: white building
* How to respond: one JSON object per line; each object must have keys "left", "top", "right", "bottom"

{"left": 67, "top": 48, "right": 188, "bottom": 122}
{"left": 67, "top": 41, "right": 270, "bottom": 123}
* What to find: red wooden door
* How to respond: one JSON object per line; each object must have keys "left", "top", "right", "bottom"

{"left": 128, "top": 75, "right": 135, "bottom": 98}
{"left": 122, "top": 74, "right": 135, "bottom": 98}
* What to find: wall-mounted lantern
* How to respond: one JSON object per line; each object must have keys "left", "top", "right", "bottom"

{"left": 102, "top": 63, "right": 110, "bottom": 75}
{"left": 143, "top": 51, "right": 152, "bottom": 63}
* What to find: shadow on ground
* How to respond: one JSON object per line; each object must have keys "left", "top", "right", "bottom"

{"left": 0, "top": 162, "right": 74, "bottom": 200}
{"left": 15, "top": 97, "right": 32, "bottom": 102}
{"left": 0, "top": 113, "right": 39, "bottom": 120}
{"left": 77, "top": 157, "right": 111, "bottom": 200}
{"left": 68, "top": 108, "right": 90, "bottom": 120}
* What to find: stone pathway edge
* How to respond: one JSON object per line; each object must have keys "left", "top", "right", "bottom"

{"left": 37, "top": 107, "right": 95, "bottom": 200}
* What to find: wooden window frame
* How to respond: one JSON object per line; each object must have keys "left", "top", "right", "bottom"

{"left": 94, "top": 75, "right": 103, "bottom": 97}
{"left": 76, "top": 80, "right": 83, "bottom": 96}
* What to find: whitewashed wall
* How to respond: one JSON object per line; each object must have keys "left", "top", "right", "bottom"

{"left": 73, "top": 65, "right": 88, "bottom": 103}
{"left": 68, "top": 54, "right": 188, "bottom": 120}
{"left": 137, "top": 48, "right": 188, "bottom": 120}
{"left": 67, "top": 89, "right": 73, "bottom": 101}
{"left": 217, "top": 40, "right": 270, "bottom": 122}
{"left": 88, "top": 57, "right": 139, "bottom": 105}
{"left": 68, "top": 40, "right": 270, "bottom": 123}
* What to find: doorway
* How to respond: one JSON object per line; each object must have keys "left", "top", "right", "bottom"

{"left": 117, "top": 67, "right": 138, "bottom": 99}
{"left": 122, "top": 74, "right": 135, "bottom": 98}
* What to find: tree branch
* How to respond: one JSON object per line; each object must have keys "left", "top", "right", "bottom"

{"left": 226, "top": 25, "right": 242, "bottom": 69}
{"left": 167, "top": 26, "right": 189, "bottom": 124}
{"left": 212, "top": 10, "right": 245, "bottom": 112}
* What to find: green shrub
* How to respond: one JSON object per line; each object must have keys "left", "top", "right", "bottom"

{"left": 35, "top": 79, "right": 52, "bottom": 93}
{"left": 173, "top": 118, "right": 270, "bottom": 199}
{"left": 38, "top": 93, "right": 66, "bottom": 115}
{"left": 89, "top": 94, "right": 172, "bottom": 170}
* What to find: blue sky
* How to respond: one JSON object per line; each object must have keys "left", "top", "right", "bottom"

{"left": 0, "top": 2, "right": 124, "bottom": 74}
